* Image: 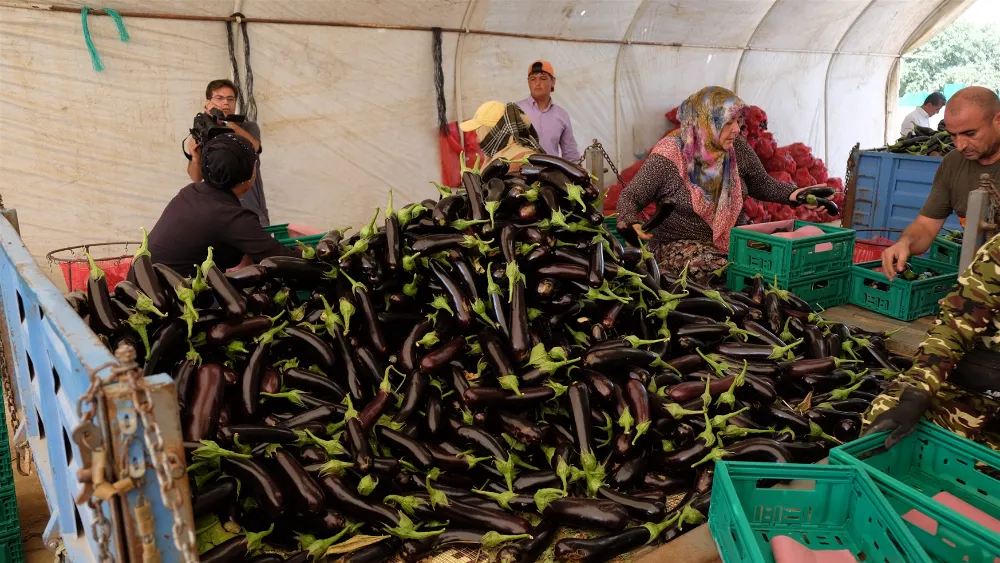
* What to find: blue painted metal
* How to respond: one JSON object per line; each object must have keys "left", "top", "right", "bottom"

{"left": 0, "top": 218, "right": 189, "bottom": 562}
{"left": 849, "top": 150, "right": 961, "bottom": 240}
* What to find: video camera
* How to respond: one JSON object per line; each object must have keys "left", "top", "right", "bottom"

{"left": 190, "top": 108, "right": 246, "bottom": 146}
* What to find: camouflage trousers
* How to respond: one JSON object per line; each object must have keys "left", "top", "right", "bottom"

{"left": 653, "top": 239, "right": 728, "bottom": 287}
{"left": 864, "top": 381, "right": 1000, "bottom": 450}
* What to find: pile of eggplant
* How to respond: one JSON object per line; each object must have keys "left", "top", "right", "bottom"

{"left": 66, "top": 154, "right": 906, "bottom": 563}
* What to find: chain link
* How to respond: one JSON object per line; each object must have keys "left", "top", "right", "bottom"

{"left": 112, "top": 344, "right": 198, "bottom": 563}
{"left": 0, "top": 330, "right": 32, "bottom": 475}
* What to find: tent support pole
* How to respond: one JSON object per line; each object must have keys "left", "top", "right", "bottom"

{"left": 823, "top": 0, "right": 877, "bottom": 167}
{"left": 454, "top": 0, "right": 477, "bottom": 130}
{"left": 612, "top": 0, "right": 651, "bottom": 173}
{"left": 733, "top": 0, "right": 780, "bottom": 95}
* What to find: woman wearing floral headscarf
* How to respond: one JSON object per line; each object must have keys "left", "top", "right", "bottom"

{"left": 616, "top": 86, "right": 829, "bottom": 285}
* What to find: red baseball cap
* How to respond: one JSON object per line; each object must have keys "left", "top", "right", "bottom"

{"left": 528, "top": 60, "right": 555, "bottom": 78}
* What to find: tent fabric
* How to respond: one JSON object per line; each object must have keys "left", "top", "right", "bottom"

{"left": 0, "top": 0, "right": 973, "bottom": 267}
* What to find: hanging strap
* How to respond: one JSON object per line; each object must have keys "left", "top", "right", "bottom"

{"left": 227, "top": 12, "right": 258, "bottom": 121}
{"left": 432, "top": 28, "right": 448, "bottom": 134}
{"left": 81, "top": 7, "right": 129, "bottom": 72}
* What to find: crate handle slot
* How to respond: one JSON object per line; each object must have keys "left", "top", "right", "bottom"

{"left": 974, "top": 461, "right": 1000, "bottom": 484}
{"left": 809, "top": 280, "right": 830, "bottom": 291}
{"left": 746, "top": 240, "right": 772, "bottom": 252}
{"left": 812, "top": 242, "right": 834, "bottom": 253}
{"left": 756, "top": 478, "right": 815, "bottom": 490}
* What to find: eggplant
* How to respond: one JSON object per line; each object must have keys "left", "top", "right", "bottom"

{"left": 376, "top": 426, "right": 434, "bottom": 468}
{"left": 343, "top": 539, "right": 402, "bottom": 563}
{"left": 206, "top": 316, "right": 271, "bottom": 346}
{"left": 498, "top": 520, "right": 556, "bottom": 563}
{"left": 219, "top": 425, "right": 297, "bottom": 445}
{"left": 463, "top": 385, "right": 556, "bottom": 409}
{"left": 204, "top": 253, "right": 247, "bottom": 319}
{"left": 143, "top": 320, "right": 185, "bottom": 377}
{"left": 597, "top": 487, "right": 665, "bottom": 520}
{"left": 260, "top": 256, "right": 326, "bottom": 281}
{"left": 285, "top": 326, "right": 337, "bottom": 372}
{"left": 283, "top": 367, "right": 346, "bottom": 400}
{"left": 420, "top": 336, "right": 465, "bottom": 374}
{"left": 184, "top": 363, "right": 226, "bottom": 442}
{"left": 240, "top": 342, "right": 270, "bottom": 418}
{"left": 543, "top": 497, "right": 629, "bottom": 531}
{"left": 394, "top": 370, "right": 428, "bottom": 424}
{"left": 199, "top": 536, "right": 250, "bottom": 563}
{"left": 174, "top": 358, "right": 197, "bottom": 411}
{"left": 319, "top": 474, "right": 399, "bottom": 528}
{"left": 192, "top": 477, "right": 237, "bottom": 518}
{"left": 222, "top": 457, "right": 284, "bottom": 518}
{"left": 272, "top": 448, "right": 325, "bottom": 514}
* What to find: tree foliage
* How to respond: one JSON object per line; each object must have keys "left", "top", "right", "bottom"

{"left": 900, "top": 20, "right": 1000, "bottom": 95}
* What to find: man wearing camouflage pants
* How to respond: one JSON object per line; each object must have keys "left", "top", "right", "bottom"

{"left": 865, "top": 232, "right": 1000, "bottom": 449}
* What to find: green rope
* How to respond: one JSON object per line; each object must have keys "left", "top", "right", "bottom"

{"left": 81, "top": 7, "right": 130, "bottom": 72}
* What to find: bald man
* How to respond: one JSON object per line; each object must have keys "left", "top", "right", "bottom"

{"left": 882, "top": 86, "right": 1000, "bottom": 280}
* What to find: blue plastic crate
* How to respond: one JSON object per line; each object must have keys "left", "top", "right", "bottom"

{"left": 710, "top": 461, "right": 929, "bottom": 563}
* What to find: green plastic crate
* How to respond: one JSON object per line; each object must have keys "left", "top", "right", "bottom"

{"left": 849, "top": 256, "right": 958, "bottom": 321}
{"left": 264, "top": 223, "right": 290, "bottom": 238}
{"left": 280, "top": 233, "right": 324, "bottom": 249}
{"left": 0, "top": 532, "right": 24, "bottom": 563}
{"left": 729, "top": 220, "right": 856, "bottom": 280}
{"left": 726, "top": 265, "right": 849, "bottom": 311}
{"left": 928, "top": 236, "right": 962, "bottom": 267}
{"left": 710, "top": 461, "right": 929, "bottom": 563}
{"left": 0, "top": 488, "right": 18, "bottom": 539}
{"left": 830, "top": 421, "right": 1000, "bottom": 562}
{"left": 0, "top": 441, "right": 12, "bottom": 494}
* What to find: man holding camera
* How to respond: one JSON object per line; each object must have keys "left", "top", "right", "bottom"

{"left": 185, "top": 79, "right": 270, "bottom": 226}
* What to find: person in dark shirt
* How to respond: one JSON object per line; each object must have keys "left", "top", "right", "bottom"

{"left": 149, "top": 132, "right": 296, "bottom": 276}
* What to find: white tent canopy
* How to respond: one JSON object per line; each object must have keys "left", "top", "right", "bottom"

{"left": 0, "top": 0, "right": 972, "bottom": 265}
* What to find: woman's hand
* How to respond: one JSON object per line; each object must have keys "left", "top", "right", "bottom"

{"left": 789, "top": 185, "right": 833, "bottom": 211}
{"left": 631, "top": 224, "right": 653, "bottom": 241}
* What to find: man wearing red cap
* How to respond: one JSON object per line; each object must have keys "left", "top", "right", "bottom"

{"left": 516, "top": 60, "right": 580, "bottom": 162}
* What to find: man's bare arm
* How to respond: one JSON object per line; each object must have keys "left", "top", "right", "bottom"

{"left": 881, "top": 214, "right": 945, "bottom": 280}
{"left": 186, "top": 140, "right": 203, "bottom": 182}
{"left": 900, "top": 215, "right": 946, "bottom": 255}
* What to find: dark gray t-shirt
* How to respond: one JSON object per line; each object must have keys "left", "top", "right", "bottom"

{"left": 920, "top": 150, "right": 1000, "bottom": 221}
{"left": 238, "top": 121, "right": 270, "bottom": 227}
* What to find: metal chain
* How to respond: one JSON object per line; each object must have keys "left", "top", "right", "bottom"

{"left": 591, "top": 139, "right": 625, "bottom": 187}
{"left": 112, "top": 344, "right": 198, "bottom": 563}
{"left": 87, "top": 497, "right": 114, "bottom": 563}
{"left": 0, "top": 334, "right": 31, "bottom": 475}
{"left": 77, "top": 360, "right": 118, "bottom": 563}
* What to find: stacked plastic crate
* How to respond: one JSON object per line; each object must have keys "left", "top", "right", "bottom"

{"left": 726, "top": 220, "right": 856, "bottom": 310}
{"left": 0, "top": 368, "right": 23, "bottom": 563}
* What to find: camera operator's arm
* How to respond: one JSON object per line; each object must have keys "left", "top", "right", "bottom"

{"left": 185, "top": 138, "right": 203, "bottom": 182}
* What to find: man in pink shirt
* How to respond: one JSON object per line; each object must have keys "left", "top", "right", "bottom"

{"left": 516, "top": 60, "right": 580, "bottom": 162}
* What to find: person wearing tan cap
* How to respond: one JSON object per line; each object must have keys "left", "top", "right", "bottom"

{"left": 460, "top": 101, "right": 543, "bottom": 169}
{"left": 516, "top": 60, "right": 580, "bottom": 162}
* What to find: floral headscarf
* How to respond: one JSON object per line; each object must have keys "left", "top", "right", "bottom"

{"left": 651, "top": 86, "right": 747, "bottom": 251}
